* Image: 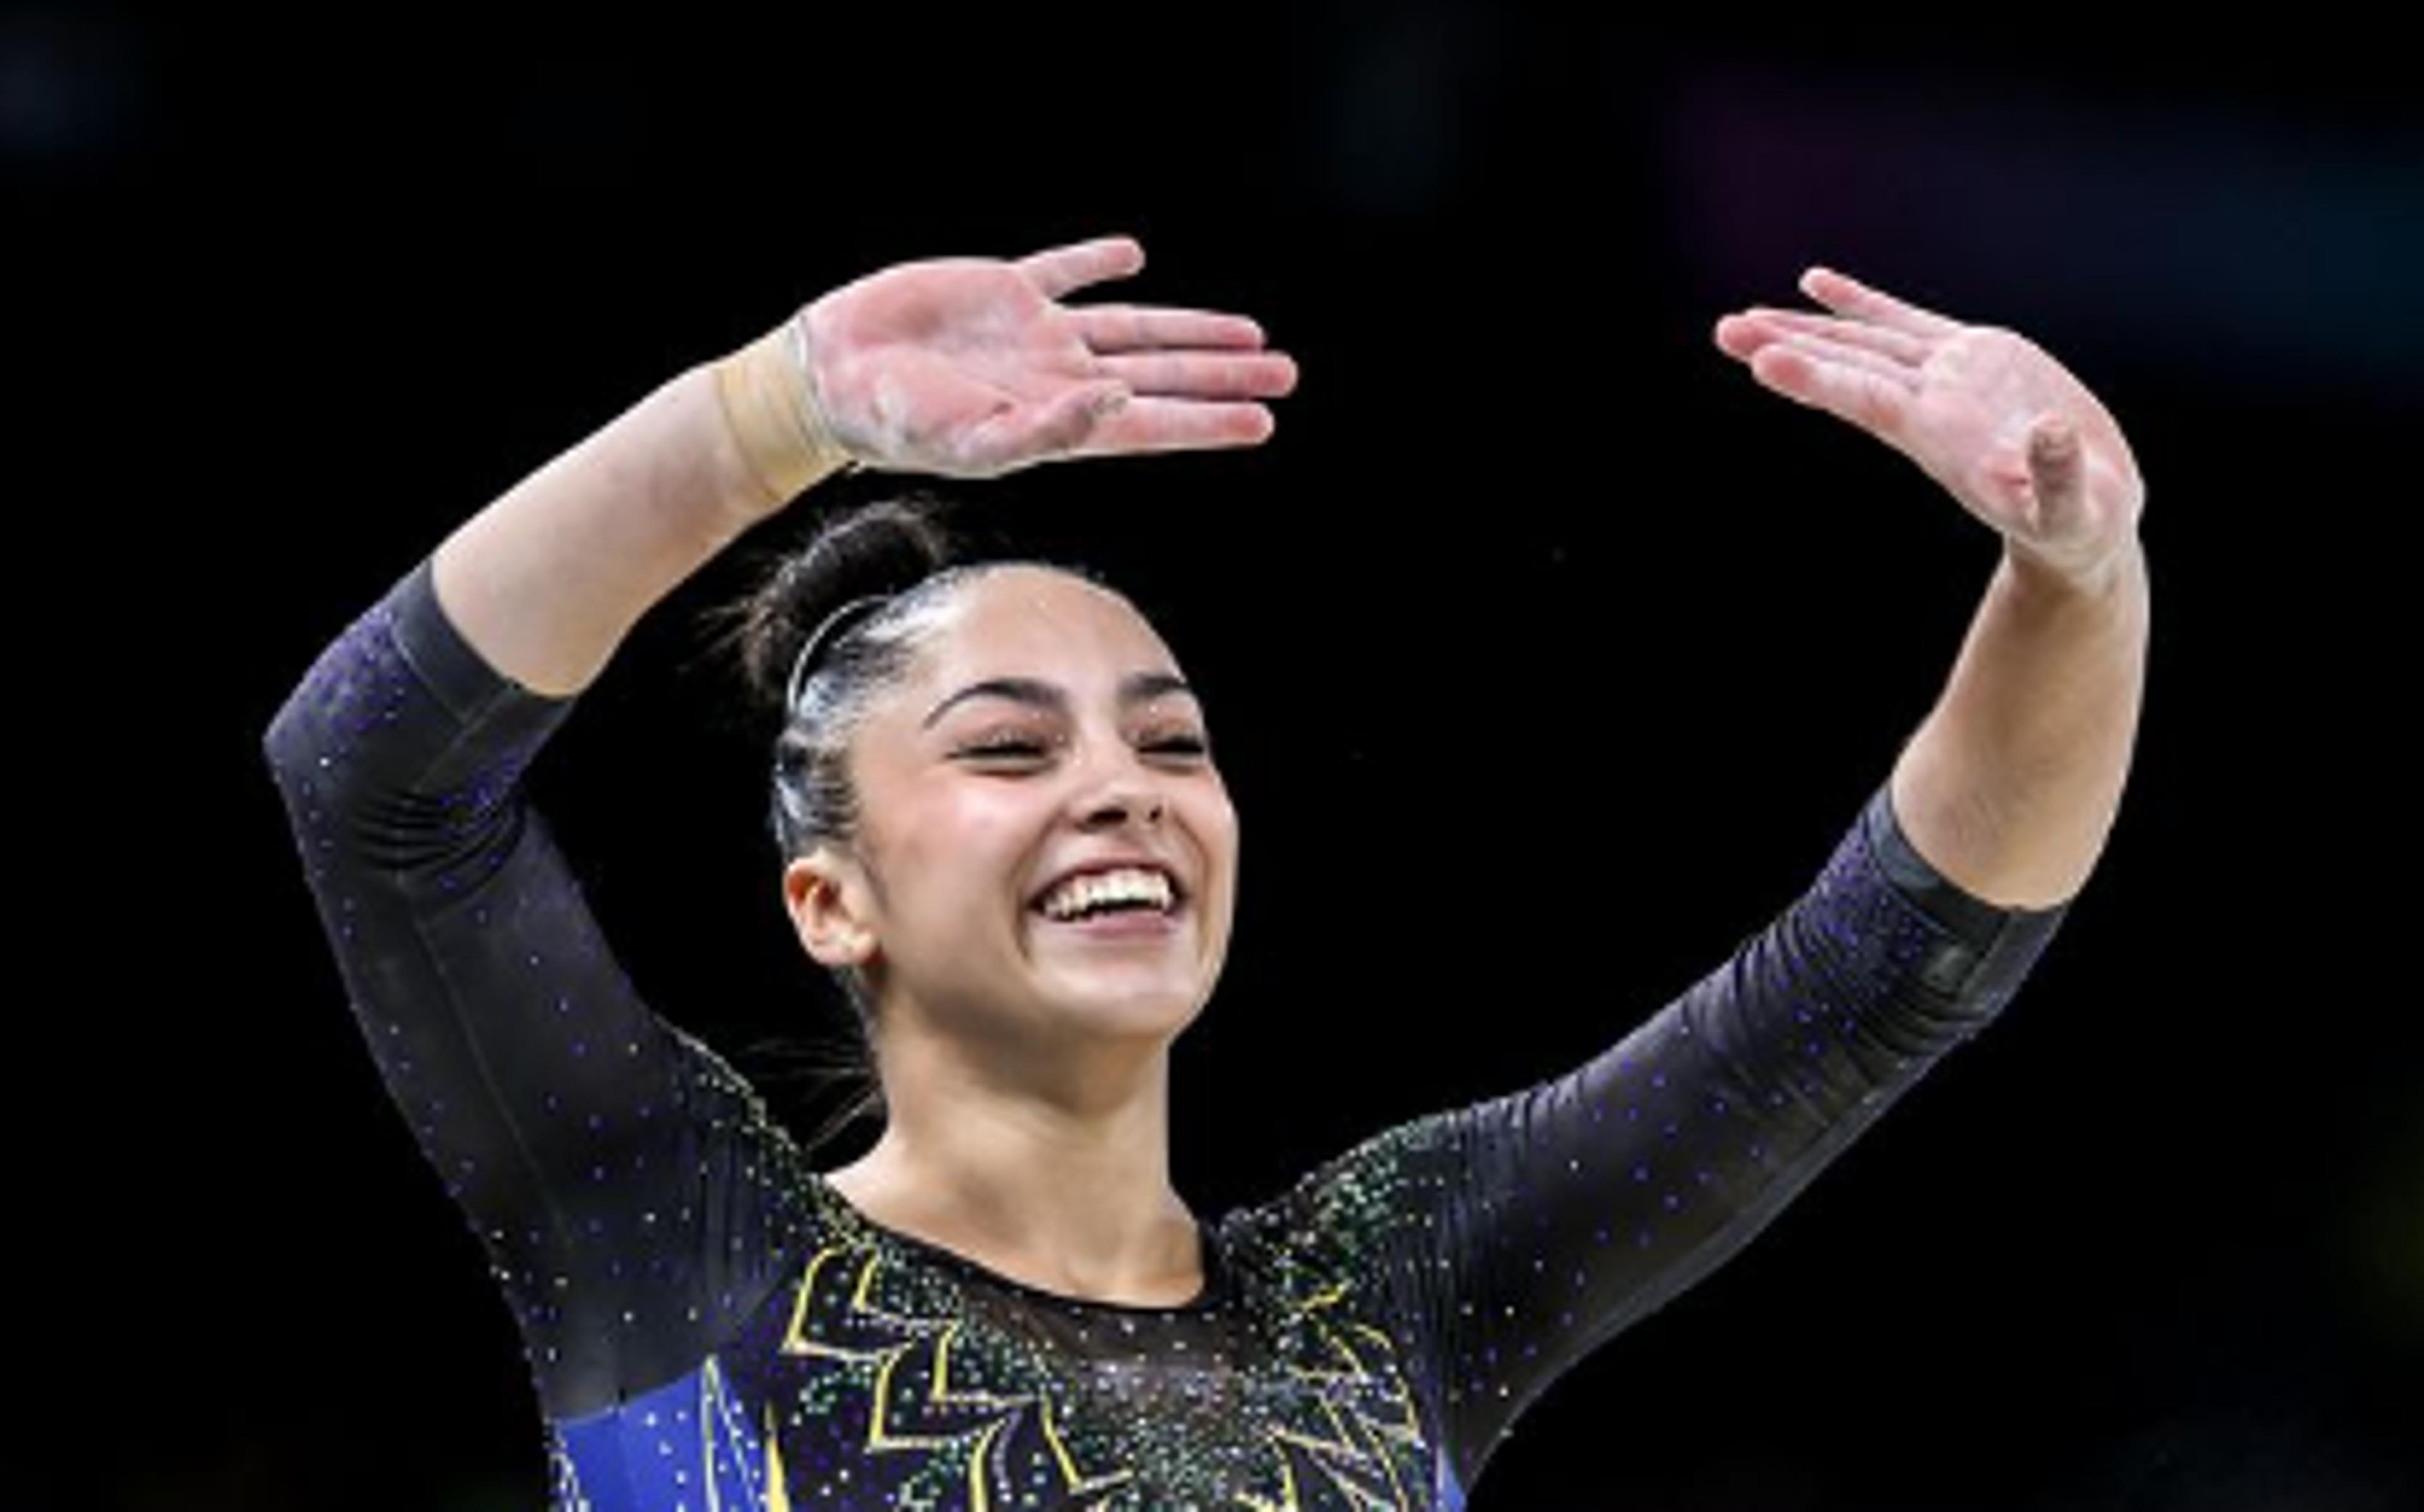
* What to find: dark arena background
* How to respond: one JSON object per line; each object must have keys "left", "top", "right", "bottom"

{"left": 16, "top": 7, "right": 2418, "bottom": 1509}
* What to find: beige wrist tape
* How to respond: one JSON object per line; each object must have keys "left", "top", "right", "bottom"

{"left": 711, "top": 313, "right": 857, "bottom": 507}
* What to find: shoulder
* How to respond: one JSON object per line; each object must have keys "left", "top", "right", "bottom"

{"left": 1216, "top": 1109, "right": 1470, "bottom": 1284}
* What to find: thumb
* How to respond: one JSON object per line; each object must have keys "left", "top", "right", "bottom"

{"left": 2025, "top": 415, "right": 2084, "bottom": 535}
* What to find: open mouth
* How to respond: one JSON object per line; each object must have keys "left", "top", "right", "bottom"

{"left": 1035, "top": 904, "right": 1182, "bottom": 936}
{"left": 1030, "top": 866, "right": 1186, "bottom": 930}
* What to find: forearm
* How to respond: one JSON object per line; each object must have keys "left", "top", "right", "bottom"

{"left": 1890, "top": 537, "right": 2151, "bottom": 910}
{"left": 431, "top": 322, "right": 847, "bottom": 697}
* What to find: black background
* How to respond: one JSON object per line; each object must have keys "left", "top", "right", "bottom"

{"left": 18, "top": 6, "right": 2420, "bottom": 1508}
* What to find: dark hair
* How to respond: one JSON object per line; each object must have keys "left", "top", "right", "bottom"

{"left": 699, "top": 489, "right": 1120, "bottom": 1154}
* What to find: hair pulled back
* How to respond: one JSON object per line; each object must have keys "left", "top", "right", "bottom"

{"left": 698, "top": 491, "right": 977, "bottom": 1146}
{"left": 741, "top": 499, "right": 959, "bottom": 848}
{"left": 704, "top": 491, "right": 1131, "bottom": 1153}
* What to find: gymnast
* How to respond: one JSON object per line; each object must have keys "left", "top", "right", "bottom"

{"left": 263, "top": 232, "right": 2148, "bottom": 1508}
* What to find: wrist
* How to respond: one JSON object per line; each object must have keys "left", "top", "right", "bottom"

{"left": 2002, "top": 530, "right": 2145, "bottom": 605}
{"left": 710, "top": 311, "right": 858, "bottom": 514}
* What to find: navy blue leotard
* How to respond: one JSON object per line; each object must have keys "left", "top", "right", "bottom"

{"left": 263, "top": 552, "right": 2068, "bottom": 1509}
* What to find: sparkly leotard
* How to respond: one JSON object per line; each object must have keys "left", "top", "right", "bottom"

{"left": 263, "top": 553, "right": 2069, "bottom": 1510}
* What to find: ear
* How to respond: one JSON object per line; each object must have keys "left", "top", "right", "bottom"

{"left": 783, "top": 843, "right": 880, "bottom": 971}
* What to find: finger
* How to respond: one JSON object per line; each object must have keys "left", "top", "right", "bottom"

{"left": 1066, "top": 396, "right": 1278, "bottom": 458}
{"left": 1798, "top": 266, "right": 1965, "bottom": 340}
{"left": 1095, "top": 349, "right": 1300, "bottom": 399}
{"left": 1716, "top": 321, "right": 1918, "bottom": 394}
{"left": 1071, "top": 304, "right": 1269, "bottom": 351}
{"left": 1016, "top": 235, "right": 1147, "bottom": 300}
{"left": 1714, "top": 307, "right": 1930, "bottom": 366}
{"left": 1745, "top": 340, "right": 1911, "bottom": 437}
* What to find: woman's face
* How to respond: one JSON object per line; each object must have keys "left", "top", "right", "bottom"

{"left": 788, "top": 565, "right": 1239, "bottom": 1063}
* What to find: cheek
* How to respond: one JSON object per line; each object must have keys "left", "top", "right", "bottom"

{"left": 1189, "top": 788, "right": 1242, "bottom": 877}
{"left": 887, "top": 792, "right": 1040, "bottom": 911}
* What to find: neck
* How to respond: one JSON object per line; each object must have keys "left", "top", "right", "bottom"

{"left": 824, "top": 1011, "right": 1202, "bottom": 1308}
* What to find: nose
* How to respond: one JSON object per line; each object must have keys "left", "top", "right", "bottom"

{"left": 1082, "top": 791, "right": 1165, "bottom": 829}
{"left": 1070, "top": 740, "right": 1169, "bottom": 830}
{"left": 1079, "top": 776, "right": 1166, "bottom": 830}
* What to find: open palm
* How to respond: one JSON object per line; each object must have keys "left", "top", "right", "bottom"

{"left": 798, "top": 234, "right": 1298, "bottom": 478}
{"left": 1714, "top": 268, "right": 2145, "bottom": 586}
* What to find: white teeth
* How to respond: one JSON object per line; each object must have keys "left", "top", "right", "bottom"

{"left": 1038, "top": 867, "right": 1175, "bottom": 921}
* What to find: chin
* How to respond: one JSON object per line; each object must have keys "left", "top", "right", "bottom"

{"left": 1050, "top": 978, "right": 1208, "bottom": 1042}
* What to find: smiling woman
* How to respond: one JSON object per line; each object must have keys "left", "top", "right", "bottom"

{"left": 702, "top": 492, "right": 1242, "bottom": 1186}
{"left": 261, "top": 233, "right": 2094, "bottom": 1509}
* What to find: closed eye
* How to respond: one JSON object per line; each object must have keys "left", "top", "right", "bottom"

{"left": 958, "top": 738, "right": 1051, "bottom": 760}
{"left": 956, "top": 735, "right": 1211, "bottom": 762}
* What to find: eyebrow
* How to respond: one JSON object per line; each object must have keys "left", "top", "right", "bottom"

{"left": 922, "top": 672, "right": 1197, "bottom": 729}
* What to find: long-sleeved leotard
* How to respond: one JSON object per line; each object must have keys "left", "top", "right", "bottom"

{"left": 263, "top": 552, "right": 2068, "bottom": 1510}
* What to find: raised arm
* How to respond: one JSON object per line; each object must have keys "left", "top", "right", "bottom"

{"left": 433, "top": 232, "right": 1298, "bottom": 696}
{"left": 1246, "top": 781, "right": 2069, "bottom": 1497}
{"left": 262, "top": 551, "right": 809, "bottom": 1421}
{"left": 1242, "top": 271, "right": 2140, "bottom": 1501}
{"left": 262, "top": 233, "right": 1298, "bottom": 1415}
{"left": 1713, "top": 266, "right": 2151, "bottom": 909}
{"left": 1407, "top": 272, "right": 2145, "bottom": 1484}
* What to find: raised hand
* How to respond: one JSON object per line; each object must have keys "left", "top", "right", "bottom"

{"left": 1713, "top": 268, "right": 2145, "bottom": 589}
{"left": 797, "top": 234, "right": 1299, "bottom": 479}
